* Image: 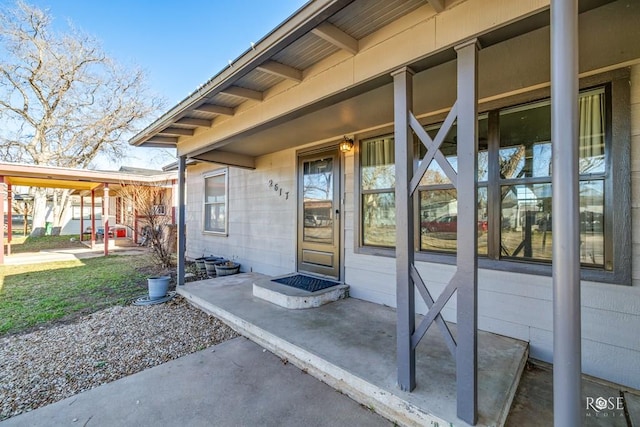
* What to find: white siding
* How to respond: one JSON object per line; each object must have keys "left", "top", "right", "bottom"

{"left": 186, "top": 149, "right": 297, "bottom": 277}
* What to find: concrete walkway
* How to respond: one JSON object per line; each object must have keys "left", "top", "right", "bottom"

{"left": 0, "top": 338, "right": 389, "bottom": 427}
{"left": 3, "top": 246, "right": 148, "bottom": 265}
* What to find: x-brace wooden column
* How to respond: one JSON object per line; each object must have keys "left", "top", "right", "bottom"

{"left": 393, "top": 39, "right": 479, "bottom": 425}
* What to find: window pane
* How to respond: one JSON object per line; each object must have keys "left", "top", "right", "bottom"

{"left": 579, "top": 89, "right": 605, "bottom": 174}
{"left": 419, "top": 115, "right": 488, "bottom": 185}
{"left": 303, "top": 158, "right": 333, "bottom": 244}
{"left": 361, "top": 136, "right": 395, "bottom": 190}
{"left": 205, "top": 174, "right": 225, "bottom": 203}
{"left": 501, "top": 184, "right": 552, "bottom": 260}
{"left": 362, "top": 192, "right": 395, "bottom": 247}
{"left": 204, "top": 172, "right": 227, "bottom": 233}
{"left": 204, "top": 203, "right": 225, "bottom": 233}
{"left": 499, "top": 101, "right": 551, "bottom": 179}
{"left": 419, "top": 188, "right": 488, "bottom": 254}
{"left": 500, "top": 182, "right": 604, "bottom": 266}
{"left": 580, "top": 180, "right": 605, "bottom": 266}
{"left": 499, "top": 89, "right": 606, "bottom": 179}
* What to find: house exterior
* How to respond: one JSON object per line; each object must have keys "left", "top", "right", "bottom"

{"left": 130, "top": 0, "right": 640, "bottom": 422}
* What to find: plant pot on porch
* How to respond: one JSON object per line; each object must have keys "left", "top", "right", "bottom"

{"left": 204, "top": 257, "right": 226, "bottom": 277}
{"left": 214, "top": 262, "right": 240, "bottom": 277}
{"left": 194, "top": 257, "right": 208, "bottom": 272}
{"left": 147, "top": 276, "right": 170, "bottom": 299}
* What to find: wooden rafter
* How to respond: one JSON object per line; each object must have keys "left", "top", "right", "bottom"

{"left": 311, "top": 22, "right": 358, "bottom": 55}
{"left": 158, "top": 127, "right": 194, "bottom": 136}
{"left": 256, "top": 61, "right": 303, "bottom": 83}
{"left": 220, "top": 86, "right": 263, "bottom": 101}
{"left": 175, "top": 117, "right": 212, "bottom": 127}
{"left": 193, "top": 104, "right": 234, "bottom": 116}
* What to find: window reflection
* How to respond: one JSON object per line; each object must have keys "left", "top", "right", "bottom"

{"left": 500, "top": 182, "right": 604, "bottom": 266}
{"left": 204, "top": 172, "right": 227, "bottom": 233}
{"left": 419, "top": 188, "right": 488, "bottom": 254}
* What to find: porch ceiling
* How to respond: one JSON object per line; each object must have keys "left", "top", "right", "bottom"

{"left": 130, "top": 0, "right": 619, "bottom": 164}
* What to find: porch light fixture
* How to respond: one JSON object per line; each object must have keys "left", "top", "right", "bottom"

{"left": 339, "top": 136, "right": 354, "bottom": 153}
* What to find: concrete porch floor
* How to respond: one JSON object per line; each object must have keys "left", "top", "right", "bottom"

{"left": 178, "top": 273, "right": 528, "bottom": 427}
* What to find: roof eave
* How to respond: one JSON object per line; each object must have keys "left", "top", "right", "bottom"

{"left": 129, "top": 0, "right": 355, "bottom": 148}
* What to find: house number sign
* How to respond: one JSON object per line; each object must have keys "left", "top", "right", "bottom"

{"left": 268, "top": 180, "right": 290, "bottom": 200}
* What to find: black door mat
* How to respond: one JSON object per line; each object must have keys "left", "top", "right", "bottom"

{"left": 272, "top": 274, "right": 339, "bottom": 293}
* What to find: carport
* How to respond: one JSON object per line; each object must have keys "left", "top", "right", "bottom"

{"left": 0, "top": 162, "right": 175, "bottom": 264}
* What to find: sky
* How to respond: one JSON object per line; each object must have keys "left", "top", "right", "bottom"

{"left": 16, "top": 0, "right": 309, "bottom": 170}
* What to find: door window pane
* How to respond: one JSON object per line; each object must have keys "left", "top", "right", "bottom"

{"left": 303, "top": 158, "right": 334, "bottom": 244}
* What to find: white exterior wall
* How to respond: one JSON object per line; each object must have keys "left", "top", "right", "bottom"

{"left": 186, "top": 149, "right": 298, "bottom": 276}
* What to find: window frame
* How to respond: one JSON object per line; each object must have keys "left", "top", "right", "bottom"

{"left": 354, "top": 70, "right": 630, "bottom": 285}
{"left": 203, "top": 168, "right": 229, "bottom": 236}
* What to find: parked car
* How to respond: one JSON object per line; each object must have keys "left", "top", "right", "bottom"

{"left": 421, "top": 214, "right": 488, "bottom": 237}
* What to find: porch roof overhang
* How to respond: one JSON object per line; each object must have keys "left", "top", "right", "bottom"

{"left": 0, "top": 162, "right": 176, "bottom": 196}
{"left": 129, "top": 0, "right": 618, "bottom": 168}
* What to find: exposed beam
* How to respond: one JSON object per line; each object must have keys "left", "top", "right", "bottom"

{"left": 256, "top": 61, "right": 303, "bottom": 83}
{"left": 193, "top": 103, "right": 235, "bottom": 116}
{"left": 220, "top": 86, "right": 263, "bottom": 101}
{"left": 190, "top": 150, "right": 256, "bottom": 169}
{"left": 311, "top": 22, "right": 358, "bottom": 55}
{"left": 159, "top": 127, "right": 195, "bottom": 136}
{"left": 145, "top": 136, "right": 178, "bottom": 144}
{"left": 427, "top": 0, "right": 445, "bottom": 13}
{"left": 175, "top": 117, "right": 212, "bottom": 127}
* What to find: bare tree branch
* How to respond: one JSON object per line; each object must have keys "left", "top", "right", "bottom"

{"left": 0, "top": 1, "right": 165, "bottom": 234}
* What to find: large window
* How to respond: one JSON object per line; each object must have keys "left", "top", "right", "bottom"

{"left": 359, "top": 86, "right": 616, "bottom": 272}
{"left": 204, "top": 170, "right": 227, "bottom": 234}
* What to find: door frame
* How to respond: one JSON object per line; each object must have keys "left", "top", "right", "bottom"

{"left": 296, "top": 144, "right": 344, "bottom": 281}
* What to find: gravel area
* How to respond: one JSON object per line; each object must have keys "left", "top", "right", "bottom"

{"left": 0, "top": 296, "right": 238, "bottom": 421}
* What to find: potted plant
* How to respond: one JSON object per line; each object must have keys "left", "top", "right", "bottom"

{"left": 204, "top": 257, "right": 226, "bottom": 277}
{"left": 147, "top": 275, "right": 170, "bottom": 299}
{"left": 214, "top": 260, "right": 240, "bottom": 276}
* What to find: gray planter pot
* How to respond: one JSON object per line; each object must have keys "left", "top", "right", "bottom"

{"left": 148, "top": 276, "right": 170, "bottom": 299}
{"left": 215, "top": 262, "right": 240, "bottom": 276}
{"left": 204, "top": 258, "right": 226, "bottom": 277}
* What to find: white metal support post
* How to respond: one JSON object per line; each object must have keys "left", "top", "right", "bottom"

{"left": 551, "top": 0, "right": 582, "bottom": 425}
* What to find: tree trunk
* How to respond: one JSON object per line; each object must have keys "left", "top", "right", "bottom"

{"left": 52, "top": 189, "right": 71, "bottom": 235}
{"left": 30, "top": 187, "right": 48, "bottom": 237}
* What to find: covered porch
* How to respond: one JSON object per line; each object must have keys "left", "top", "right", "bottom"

{"left": 178, "top": 273, "right": 528, "bottom": 427}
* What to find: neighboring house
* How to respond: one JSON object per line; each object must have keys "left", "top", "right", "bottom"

{"left": 129, "top": 0, "right": 640, "bottom": 409}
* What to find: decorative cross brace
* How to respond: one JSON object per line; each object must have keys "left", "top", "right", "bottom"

{"left": 394, "top": 38, "right": 479, "bottom": 425}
